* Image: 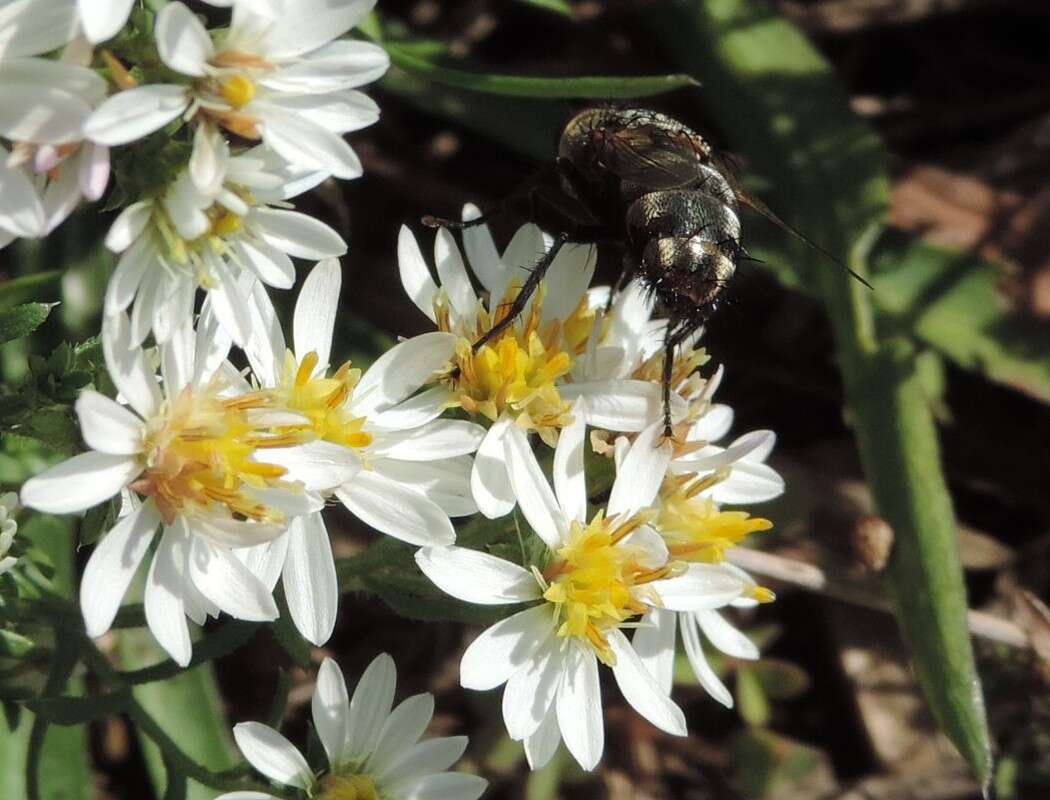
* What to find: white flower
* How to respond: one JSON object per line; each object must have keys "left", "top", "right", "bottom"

{"left": 220, "top": 655, "right": 486, "bottom": 800}
{"left": 84, "top": 0, "right": 388, "bottom": 179}
{"left": 0, "top": 54, "right": 109, "bottom": 247}
{"left": 635, "top": 564, "right": 770, "bottom": 709}
{"left": 415, "top": 405, "right": 747, "bottom": 771}
{"left": 103, "top": 139, "right": 343, "bottom": 347}
{"left": 238, "top": 259, "right": 484, "bottom": 645}
{"left": 0, "top": 492, "right": 19, "bottom": 576}
{"left": 19, "top": 312, "right": 357, "bottom": 666}
{"left": 398, "top": 209, "right": 666, "bottom": 520}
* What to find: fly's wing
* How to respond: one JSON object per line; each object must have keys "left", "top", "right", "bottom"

{"left": 597, "top": 117, "right": 712, "bottom": 191}
{"left": 708, "top": 150, "right": 874, "bottom": 289}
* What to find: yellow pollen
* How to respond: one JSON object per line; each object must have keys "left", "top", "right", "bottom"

{"left": 318, "top": 774, "right": 379, "bottom": 800}
{"left": 273, "top": 351, "right": 374, "bottom": 451}
{"left": 438, "top": 284, "right": 588, "bottom": 445}
{"left": 137, "top": 383, "right": 301, "bottom": 525}
{"left": 656, "top": 479, "right": 772, "bottom": 563}
{"left": 220, "top": 74, "right": 256, "bottom": 108}
{"left": 750, "top": 586, "right": 776, "bottom": 603}
{"left": 542, "top": 510, "right": 660, "bottom": 665}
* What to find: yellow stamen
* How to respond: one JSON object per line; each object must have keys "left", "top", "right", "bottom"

{"left": 318, "top": 774, "right": 379, "bottom": 800}
{"left": 220, "top": 74, "right": 256, "bottom": 108}
{"left": 657, "top": 480, "right": 772, "bottom": 563}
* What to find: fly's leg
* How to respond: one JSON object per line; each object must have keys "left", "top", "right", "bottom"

{"left": 472, "top": 232, "right": 569, "bottom": 353}
{"left": 659, "top": 319, "right": 700, "bottom": 441}
{"left": 422, "top": 209, "right": 499, "bottom": 230}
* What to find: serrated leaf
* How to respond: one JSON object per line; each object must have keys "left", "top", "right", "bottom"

{"left": 0, "top": 304, "right": 53, "bottom": 345}
{"left": 384, "top": 41, "right": 697, "bottom": 98}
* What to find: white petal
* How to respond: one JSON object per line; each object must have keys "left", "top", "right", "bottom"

{"left": 266, "top": 440, "right": 361, "bottom": 492}
{"left": 371, "top": 458, "right": 476, "bottom": 518}
{"left": 283, "top": 512, "right": 338, "bottom": 646}
{"left": 607, "top": 629, "right": 686, "bottom": 736}
{"left": 415, "top": 546, "right": 540, "bottom": 606}
{"left": 20, "top": 451, "right": 138, "bottom": 514}
{"left": 187, "top": 538, "right": 279, "bottom": 622}
{"left": 259, "top": 0, "right": 374, "bottom": 59}
{"left": 189, "top": 123, "right": 227, "bottom": 194}
{"left": 632, "top": 608, "right": 677, "bottom": 696}
{"left": 344, "top": 651, "right": 396, "bottom": 765}
{"left": 337, "top": 471, "right": 454, "bottom": 546}
{"left": 649, "top": 564, "right": 745, "bottom": 612}
{"left": 460, "top": 204, "right": 501, "bottom": 294}
{"left": 365, "top": 693, "right": 434, "bottom": 774}
{"left": 80, "top": 503, "right": 160, "bottom": 637}
{"left": 562, "top": 380, "right": 669, "bottom": 432}
{"left": 155, "top": 2, "right": 214, "bottom": 76}
{"left": 496, "top": 223, "right": 545, "bottom": 307}
{"left": 144, "top": 524, "right": 193, "bottom": 666}
{"left": 102, "top": 313, "right": 162, "bottom": 419}
{"left": 375, "top": 736, "right": 467, "bottom": 784}
{"left": 207, "top": 256, "right": 252, "bottom": 346}
{"left": 258, "top": 106, "right": 362, "bottom": 180}
{"left": 398, "top": 224, "right": 437, "bottom": 322}
{"left": 460, "top": 604, "right": 554, "bottom": 690}
{"left": 293, "top": 258, "right": 340, "bottom": 367}
{"left": 553, "top": 403, "right": 587, "bottom": 524}
{"left": 434, "top": 227, "right": 476, "bottom": 319}
{"left": 541, "top": 243, "right": 595, "bottom": 325}
{"left": 191, "top": 515, "right": 286, "bottom": 549}
{"left": 555, "top": 646, "right": 603, "bottom": 771}
{"left": 0, "top": 161, "right": 44, "bottom": 237}
{"left": 0, "top": 85, "right": 91, "bottom": 144}
{"left": 502, "top": 636, "right": 560, "bottom": 739}
{"left": 696, "top": 610, "right": 759, "bottom": 660}
{"left": 104, "top": 238, "right": 154, "bottom": 316}
{"left": 233, "top": 722, "right": 311, "bottom": 789}
{"left": 503, "top": 424, "right": 564, "bottom": 548}
{"left": 236, "top": 239, "right": 295, "bottom": 289}
{"left": 394, "top": 773, "right": 487, "bottom": 800}
{"left": 710, "top": 461, "right": 785, "bottom": 504}
{"left": 312, "top": 657, "right": 351, "bottom": 769}
{"left": 78, "top": 0, "right": 134, "bottom": 43}
{"left": 237, "top": 534, "right": 288, "bottom": 592}
{"left": 607, "top": 422, "right": 671, "bottom": 517}
{"left": 78, "top": 141, "right": 110, "bottom": 201}
{"left": 352, "top": 332, "right": 455, "bottom": 416}
{"left": 523, "top": 706, "right": 561, "bottom": 770}
{"left": 689, "top": 404, "right": 734, "bottom": 442}
{"left": 368, "top": 386, "right": 453, "bottom": 432}
{"left": 75, "top": 390, "right": 143, "bottom": 455}
{"left": 370, "top": 420, "right": 484, "bottom": 461}
{"left": 83, "top": 85, "right": 188, "bottom": 146}
{"left": 681, "top": 614, "right": 733, "bottom": 708}
{"left": 674, "top": 429, "right": 774, "bottom": 471}
{"left": 470, "top": 419, "right": 514, "bottom": 519}
{"left": 252, "top": 207, "right": 346, "bottom": 260}
{"left": 0, "top": 0, "right": 78, "bottom": 59}
{"left": 105, "top": 201, "right": 152, "bottom": 252}
{"left": 259, "top": 43, "right": 388, "bottom": 94}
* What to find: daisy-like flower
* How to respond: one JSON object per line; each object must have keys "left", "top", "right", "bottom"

{"left": 239, "top": 259, "right": 484, "bottom": 645}
{"left": 0, "top": 52, "right": 109, "bottom": 247}
{"left": 415, "top": 404, "right": 748, "bottom": 770}
{"left": 103, "top": 138, "right": 343, "bottom": 347}
{"left": 19, "top": 312, "right": 358, "bottom": 665}
{"left": 220, "top": 655, "right": 487, "bottom": 800}
{"left": 398, "top": 210, "right": 666, "bottom": 520}
{"left": 0, "top": 492, "right": 18, "bottom": 576}
{"left": 84, "top": 0, "right": 388, "bottom": 179}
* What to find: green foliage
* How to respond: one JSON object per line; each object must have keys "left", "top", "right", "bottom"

{"left": 0, "top": 272, "right": 63, "bottom": 310}
{"left": 0, "top": 305, "right": 54, "bottom": 346}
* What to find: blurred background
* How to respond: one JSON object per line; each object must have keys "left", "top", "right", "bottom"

{"left": 2, "top": 1, "right": 1049, "bottom": 798}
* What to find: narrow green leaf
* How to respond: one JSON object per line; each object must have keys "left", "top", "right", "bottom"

{"left": 118, "top": 629, "right": 238, "bottom": 800}
{"left": 384, "top": 41, "right": 697, "bottom": 98}
{"left": 514, "top": 0, "right": 574, "bottom": 17}
{"left": 0, "top": 271, "right": 63, "bottom": 309}
{"left": 27, "top": 690, "right": 131, "bottom": 724}
{"left": 0, "top": 304, "right": 54, "bottom": 345}
{"left": 645, "top": 0, "right": 992, "bottom": 784}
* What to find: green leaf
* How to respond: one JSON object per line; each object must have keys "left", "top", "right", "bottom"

{"left": 118, "top": 629, "right": 239, "bottom": 800}
{"left": 645, "top": 0, "right": 992, "bottom": 785}
{"left": 0, "top": 630, "right": 36, "bottom": 659}
{"left": 383, "top": 41, "right": 698, "bottom": 98}
{"left": 735, "top": 667, "right": 770, "bottom": 728}
{"left": 514, "top": 0, "right": 574, "bottom": 17}
{"left": 79, "top": 498, "right": 119, "bottom": 547}
{"left": 27, "top": 690, "right": 131, "bottom": 724}
{"left": 0, "top": 272, "right": 63, "bottom": 310}
{"left": 0, "top": 304, "right": 54, "bottom": 345}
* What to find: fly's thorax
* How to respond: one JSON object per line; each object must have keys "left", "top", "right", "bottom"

{"left": 625, "top": 187, "right": 740, "bottom": 250}
{"left": 541, "top": 509, "right": 676, "bottom": 665}
{"left": 134, "top": 382, "right": 300, "bottom": 525}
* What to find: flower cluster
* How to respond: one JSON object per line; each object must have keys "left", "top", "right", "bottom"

{"left": 8, "top": 1, "right": 787, "bottom": 788}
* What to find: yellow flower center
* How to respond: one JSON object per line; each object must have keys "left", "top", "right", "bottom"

{"left": 318, "top": 774, "right": 379, "bottom": 800}
{"left": 151, "top": 192, "right": 254, "bottom": 287}
{"left": 134, "top": 382, "right": 305, "bottom": 525}
{"left": 437, "top": 285, "right": 596, "bottom": 445}
{"left": 656, "top": 476, "right": 772, "bottom": 563}
{"left": 542, "top": 510, "right": 672, "bottom": 665}
{"left": 219, "top": 74, "right": 256, "bottom": 108}
{"left": 273, "top": 351, "right": 374, "bottom": 451}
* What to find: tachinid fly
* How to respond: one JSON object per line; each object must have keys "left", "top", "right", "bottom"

{"left": 425, "top": 106, "right": 870, "bottom": 437}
